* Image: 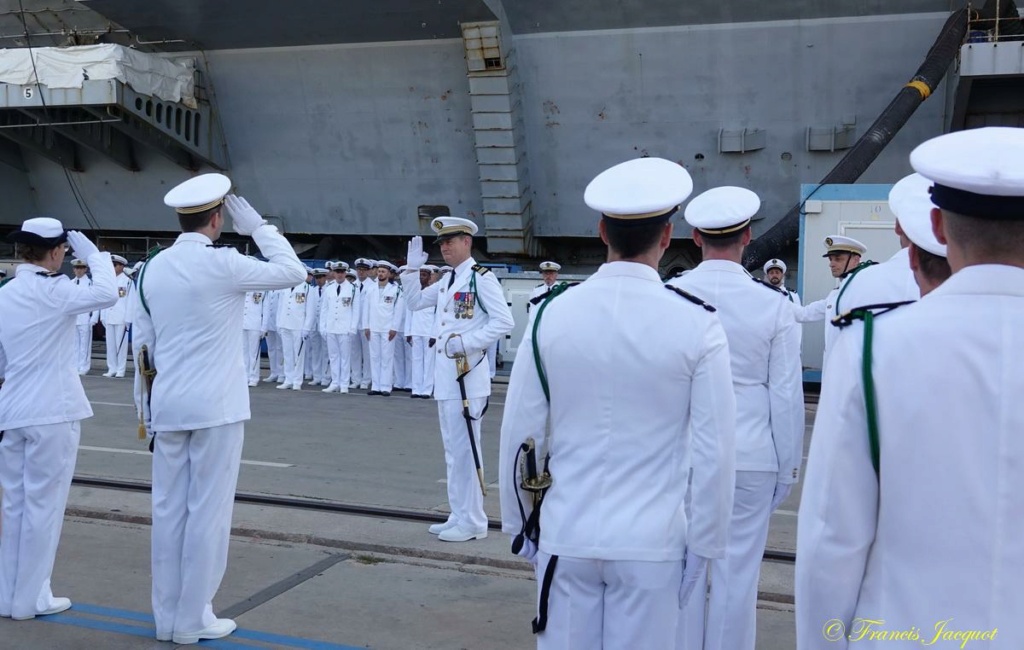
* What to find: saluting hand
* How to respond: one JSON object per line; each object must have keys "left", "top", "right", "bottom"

{"left": 224, "top": 195, "right": 267, "bottom": 237}
{"left": 406, "top": 236, "right": 428, "bottom": 270}
{"left": 66, "top": 230, "right": 100, "bottom": 260}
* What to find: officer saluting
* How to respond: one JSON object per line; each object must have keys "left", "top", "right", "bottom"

{"left": 403, "top": 218, "right": 514, "bottom": 542}
{"left": 499, "top": 158, "right": 736, "bottom": 648}
{"left": 131, "top": 174, "right": 305, "bottom": 644}
{"left": 796, "top": 127, "right": 1024, "bottom": 648}
{"left": 0, "top": 219, "right": 117, "bottom": 620}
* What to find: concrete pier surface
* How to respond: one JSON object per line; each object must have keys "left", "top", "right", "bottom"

{"left": 0, "top": 362, "right": 802, "bottom": 648}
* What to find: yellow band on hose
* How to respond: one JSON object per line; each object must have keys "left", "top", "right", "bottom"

{"left": 905, "top": 80, "right": 931, "bottom": 100}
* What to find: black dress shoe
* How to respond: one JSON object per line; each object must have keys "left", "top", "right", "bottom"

{"left": 368, "top": 390, "right": 380, "bottom": 396}
{"left": 381, "top": 391, "right": 391, "bottom": 397}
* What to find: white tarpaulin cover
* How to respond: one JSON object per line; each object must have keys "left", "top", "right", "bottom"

{"left": 0, "top": 44, "right": 195, "bottom": 107}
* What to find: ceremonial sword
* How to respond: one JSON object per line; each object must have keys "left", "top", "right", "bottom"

{"left": 446, "top": 334, "right": 487, "bottom": 497}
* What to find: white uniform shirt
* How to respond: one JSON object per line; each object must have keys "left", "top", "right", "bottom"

{"left": 131, "top": 227, "right": 305, "bottom": 431}
{"left": 833, "top": 247, "right": 919, "bottom": 314}
{"left": 797, "top": 265, "right": 1024, "bottom": 647}
{"left": 361, "top": 281, "right": 402, "bottom": 333}
{"left": 526, "top": 282, "right": 556, "bottom": 312}
{"left": 321, "top": 280, "right": 358, "bottom": 334}
{"left": 402, "top": 258, "right": 514, "bottom": 400}
{"left": 242, "top": 290, "right": 267, "bottom": 332}
{"left": 499, "top": 261, "right": 736, "bottom": 561}
{"left": 261, "top": 289, "right": 280, "bottom": 333}
{"left": 72, "top": 276, "right": 99, "bottom": 326}
{"left": 306, "top": 284, "right": 323, "bottom": 333}
{"left": 276, "top": 283, "right": 315, "bottom": 332}
{"left": 670, "top": 260, "right": 804, "bottom": 480}
{"left": 409, "top": 302, "right": 436, "bottom": 337}
{"left": 101, "top": 272, "right": 134, "bottom": 325}
{"left": 0, "top": 251, "right": 118, "bottom": 430}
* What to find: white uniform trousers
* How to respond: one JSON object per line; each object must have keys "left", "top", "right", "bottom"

{"left": 317, "top": 333, "right": 330, "bottom": 384}
{"left": 303, "top": 332, "right": 320, "bottom": 379}
{"left": 437, "top": 397, "right": 487, "bottom": 532}
{"left": 326, "top": 333, "right": 352, "bottom": 390}
{"left": 678, "top": 470, "right": 776, "bottom": 650}
{"left": 393, "top": 337, "right": 410, "bottom": 389}
{"left": 242, "top": 329, "right": 263, "bottom": 384}
{"left": 410, "top": 336, "right": 434, "bottom": 396}
{"left": 349, "top": 335, "right": 364, "bottom": 387}
{"left": 0, "top": 422, "right": 80, "bottom": 619}
{"left": 486, "top": 340, "right": 498, "bottom": 379}
{"left": 359, "top": 334, "right": 371, "bottom": 388}
{"left": 536, "top": 551, "right": 682, "bottom": 650}
{"left": 368, "top": 332, "right": 395, "bottom": 392}
{"left": 266, "top": 331, "right": 283, "bottom": 380}
{"left": 105, "top": 323, "right": 129, "bottom": 374}
{"left": 278, "top": 328, "right": 306, "bottom": 386}
{"left": 151, "top": 422, "right": 244, "bottom": 638}
{"left": 76, "top": 324, "right": 93, "bottom": 374}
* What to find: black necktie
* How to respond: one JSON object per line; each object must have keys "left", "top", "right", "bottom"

{"left": 448, "top": 272, "right": 455, "bottom": 289}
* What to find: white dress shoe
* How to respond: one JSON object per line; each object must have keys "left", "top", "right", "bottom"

{"left": 337, "top": 388, "right": 349, "bottom": 394}
{"left": 172, "top": 618, "right": 237, "bottom": 645}
{"left": 248, "top": 381, "right": 259, "bottom": 387}
{"left": 428, "top": 519, "right": 457, "bottom": 535}
{"left": 276, "top": 383, "right": 291, "bottom": 390}
{"left": 438, "top": 525, "right": 488, "bottom": 542}
{"left": 263, "top": 375, "right": 278, "bottom": 383}
{"left": 290, "top": 383, "right": 302, "bottom": 390}
{"left": 102, "top": 371, "right": 115, "bottom": 377}
{"left": 321, "top": 384, "right": 339, "bottom": 393}
{"left": 359, "top": 383, "right": 370, "bottom": 390}
{"left": 115, "top": 372, "right": 125, "bottom": 378}
{"left": 13, "top": 597, "right": 72, "bottom": 620}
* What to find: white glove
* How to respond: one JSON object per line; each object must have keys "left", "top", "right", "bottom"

{"left": 406, "top": 236, "right": 428, "bottom": 270}
{"left": 770, "top": 482, "right": 792, "bottom": 512}
{"left": 444, "top": 334, "right": 466, "bottom": 358}
{"left": 66, "top": 230, "right": 99, "bottom": 260}
{"left": 513, "top": 536, "right": 538, "bottom": 567}
{"left": 224, "top": 194, "right": 267, "bottom": 237}
{"left": 679, "top": 550, "right": 708, "bottom": 609}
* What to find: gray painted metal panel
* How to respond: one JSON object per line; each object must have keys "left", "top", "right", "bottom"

{"left": 514, "top": 14, "right": 951, "bottom": 237}
{"left": 82, "top": 0, "right": 496, "bottom": 49}
{"left": 506, "top": 0, "right": 953, "bottom": 34}
{"left": 19, "top": 40, "right": 483, "bottom": 235}
{"left": 0, "top": 166, "right": 36, "bottom": 224}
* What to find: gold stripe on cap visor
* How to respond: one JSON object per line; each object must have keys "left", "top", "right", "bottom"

{"left": 602, "top": 207, "right": 677, "bottom": 220}
{"left": 435, "top": 225, "right": 474, "bottom": 236}
{"left": 698, "top": 219, "right": 751, "bottom": 235}
{"left": 175, "top": 198, "right": 225, "bottom": 215}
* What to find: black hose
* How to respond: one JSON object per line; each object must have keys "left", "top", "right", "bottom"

{"left": 743, "top": 8, "right": 969, "bottom": 271}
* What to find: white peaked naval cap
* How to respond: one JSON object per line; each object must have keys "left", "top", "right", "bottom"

{"left": 684, "top": 186, "right": 760, "bottom": 236}
{"left": 889, "top": 173, "right": 947, "bottom": 257}
{"left": 585, "top": 158, "right": 693, "bottom": 222}
{"left": 164, "top": 173, "right": 232, "bottom": 214}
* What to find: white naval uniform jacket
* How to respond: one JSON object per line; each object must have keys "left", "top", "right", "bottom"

{"left": 670, "top": 260, "right": 804, "bottom": 481}
{"left": 0, "top": 251, "right": 117, "bottom": 430}
{"left": 361, "top": 281, "right": 403, "bottom": 333}
{"left": 242, "top": 290, "right": 267, "bottom": 332}
{"left": 321, "top": 281, "right": 358, "bottom": 335}
{"left": 833, "top": 247, "right": 919, "bottom": 314}
{"left": 261, "top": 289, "right": 281, "bottom": 332}
{"left": 402, "top": 257, "right": 514, "bottom": 401}
{"left": 100, "top": 272, "right": 134, "bottom": 325}
{"left": 276, "top": 282, "right": 315, "bottom": 332}
{"left": 526, "top": 282, "right": 555, "bottom": 312}
{"left": 72, "top": 276, "right": 100, "bottom": 326}
{"left": 130, "top": 227, "right": 305, "bottom": 431}
{"left": 796, "top": 265, "right": 1024, "bottom": 649}
{"left": 499, "top": 262, "right": 736, "bottom": 561}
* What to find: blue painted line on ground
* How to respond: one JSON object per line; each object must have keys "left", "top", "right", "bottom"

{"left": 42, "top": 613, "right": 255, "bottom": 648}
{"left": 46, "top": 602, "right": 363, "bottom": 650}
